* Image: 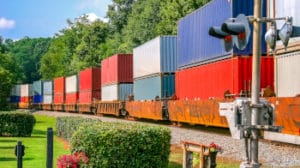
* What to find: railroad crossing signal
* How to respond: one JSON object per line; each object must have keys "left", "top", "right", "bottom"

{"left": 209, "top": 14, "right": 250, "bottom": 52}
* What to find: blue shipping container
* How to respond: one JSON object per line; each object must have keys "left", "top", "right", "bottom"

{"left": 177, "top": 0, "right": 267, "bottom": 68}
{"left": 10, "top": 96, "right": 20, "bottom": 103}
{"left": 33, "top": 95, "right": 43, "bottom": 103}
{"left": 134, "top": 74, "right": 175, "bottom": 100}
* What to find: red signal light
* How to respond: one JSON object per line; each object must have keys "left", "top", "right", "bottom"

{"left": 225, "top": 35, "right": 232, "bottom": 43}
{"left": 238, "top": 32, "right": 246, "bottom": 40}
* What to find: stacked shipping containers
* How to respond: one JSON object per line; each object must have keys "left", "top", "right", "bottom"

{"left": 19, "top": 84, "right": 33, "bottom": 108}
{"left": 175, "top": 0, "right": 273, "bottom": 99}
{"left": 78, "top": 67, "right": 101, "bottom": 112}
{"left": 65, "top": 75, "right": 78, "bottom": 111}
{"left": 101, "top": 54, "right": 133, "bottom": 101}
{"left": 53, "top": 77, "right": 65, "bottom": 111}
{"left": 133, "top": 36, "right": 177, "bottom": 100}
{"left": 33, "top": 80, "right": 43, "bottom": 103}
{"left": 42, "top": 80, "right": 53, "bottom": 110}
{"left": 10, "top": 84, "right": 21, "bottom": 103}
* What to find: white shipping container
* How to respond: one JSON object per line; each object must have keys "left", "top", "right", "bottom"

{"left": 43, "top": 95, "right": 53, "bottom": 104}
{"left": 66, "top": 75, "right": 78, "bottom": 93}
{"left": 276, "top": 51, "right": 300, "bottom": 97}
{"left": 101, "top": 83, "right": 133, "bottom": 101}
{"left": 20, "top": 84, "right": 33, "bottom": 97}
{"left": 269, "top": 0, "right": 300, "bottom": 28}
{"left": 133, "top": 36, "right": 177, "bottom": 78}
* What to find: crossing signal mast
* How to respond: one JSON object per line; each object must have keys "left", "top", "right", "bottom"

{"left": 210, "top": 1, "right": 299, "bottom": 168}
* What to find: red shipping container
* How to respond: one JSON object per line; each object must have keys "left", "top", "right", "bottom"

{"left": 79, "top": 90, "right": 101, "bottom": 103}
{"left": 79, "top": 67, "right": 101, "bottom": 91}
{"left": 20, "top": 96, "right": 32, "bottom": 103}
{"left": 101, "top": 54, "right": 133, "bottom": 85}
{"left": 53, "top": 77, "right": 65, "bottom": 103}
{"left": 175, "top": 56, "right": 274, "bottom": 99}
{"left": 65, "top": 92, "right": 79, "bottom": 103}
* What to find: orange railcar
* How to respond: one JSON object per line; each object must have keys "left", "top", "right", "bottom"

{"left": 126, "top": 101, "right": 166, "bottom": 120}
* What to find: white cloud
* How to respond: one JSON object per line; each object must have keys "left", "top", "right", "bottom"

{"left": 0, "top": 17, "right": 15, "bottom": 29}
{"left": 86, "top": 13, "right": 99, "bottom": 22}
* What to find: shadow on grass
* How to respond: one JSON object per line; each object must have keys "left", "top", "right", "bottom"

{"left": 29, "top": 135, "right": 46, "bottom": 138}
{"left": 0, "top": 139, "right": 16, "bottom": 143}
{"left": 0, "top": 157, "right": 35, "bottom": 162}
{"left": 0, "top": 146, "right": 14, "bottom": 149}
{"left": 168, "top": 161, "right": 181, "bottom": 168}
{"left": 32, "top": 129, "right": 47, "bottom": 135}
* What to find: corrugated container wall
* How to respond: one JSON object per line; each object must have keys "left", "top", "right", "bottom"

{"left": 133, "top": 36, "right": 177, "bottom": 78}
{"left": 53, "top": 77, "right": 65, "bottom": 103}
{"left": 11, "top": 84, "right": 21, "bottom": 96}
{"left": 101, "top": 83, "right": 133, "bottom": 101}
{"left": 33, "top": 80, "right": 43, "bottom": 95}
{"left": 20, "top": 84, "right": 33, "bottom": 97}
{"left": 43, "top": 81, "right": 53, "bottom": 103}
{"left": 101, "top": 54, "right": 133, "bottom": 85}
{"left": 43, "top": 81, "right": 53, "bottom": 95}
{"left": 66, "top": 75, "right": 78, "bottom": 93}
{"left": 79, "top": 67, "right": 101, "bottom": 103}
{"left": 175, "top": 57, "right": 274, "bottom": 99}
{"left": 79, "top": 67, "right": 101, "bottom": 91}
{"left": 269, "top": 0, "right": 300, "bottom": 28}
{"left": 134, "top": 74, "right": 175, "bottom": 100}
{"left": 275, "top": 51, "right": 300, "bottom": 97}
{"left": 177, "top": 0, "right": 267, "bottom": 68}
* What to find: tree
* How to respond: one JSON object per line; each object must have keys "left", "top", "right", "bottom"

{"left": 157, "top": 0, "right": 211, "bottom": 35}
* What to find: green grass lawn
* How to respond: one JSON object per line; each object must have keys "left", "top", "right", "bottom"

{"left": 0, "top": 114, "right": 69, "bottom": 168}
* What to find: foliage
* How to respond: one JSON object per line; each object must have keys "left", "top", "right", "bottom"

{"left": 57, "top": 152, "right": 89, "bottom": 168}
{"left": 56, "top": 116, "right": 101, "bottom": 141}
{"left": 70, "top": 122, "right": 171, "bottom": 168}
{"left": 0, "top": 111, "right": 36, "bottom": 137}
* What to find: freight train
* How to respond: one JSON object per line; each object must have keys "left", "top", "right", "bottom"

{"left": 9, "top": 0, "right": 300, "bottom": 145}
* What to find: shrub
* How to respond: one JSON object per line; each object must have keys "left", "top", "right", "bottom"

{"left": 57, "top": 152, "right": 89, "bottom": 168}
{"left": 70, "top": 122, "right": 171, "bottom": 168}
{"left": 56, "top": 116, "right": 101, "bottom": 141}
{"left": 0, "top": 111, "right": 36, "bottom": 137}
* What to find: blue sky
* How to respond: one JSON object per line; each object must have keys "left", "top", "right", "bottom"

{"left": 0, "top": 0, "right": 112, "bottom": 40}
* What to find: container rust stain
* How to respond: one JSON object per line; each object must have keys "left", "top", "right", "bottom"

{"left": 168, "top": 99, "right": 228, "bottom": 127}
{"left": 97, "top": 101, "right": 122, "bottom": 116}
{"left": 126, "top": 101, "right": 163, "bottom": 120}
{"left": 268, "top": 97, "right": 300, "bottom": 135}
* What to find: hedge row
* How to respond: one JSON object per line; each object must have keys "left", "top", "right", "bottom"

{"left": 56, "top": 116, "right": 101, "bottom": 141}
{"left": 70, "top": 122, "right": 171, "bottom": 168}
{"left": 0, "top": 111, "right": 36, "bottom": 137}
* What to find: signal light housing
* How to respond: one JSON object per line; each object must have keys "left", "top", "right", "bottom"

{"left": 209, "top": 26, "right": 233, "bottom": 52}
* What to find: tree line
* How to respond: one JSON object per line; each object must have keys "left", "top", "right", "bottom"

{"left": 0, "top": 0, "right": 210, "bottom": 109}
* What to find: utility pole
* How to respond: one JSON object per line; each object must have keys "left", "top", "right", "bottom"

{"left": 250, "top": 0, "right": 262, "bottom": 167}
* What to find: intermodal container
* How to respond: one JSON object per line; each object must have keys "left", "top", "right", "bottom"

{"left": 43, "top": 95, "right": 53, "bottom": 104}
{"left": 269, "top": 0, "right": 300, "bottom": 28}
{"left": 10, "top": 96, "right": 20, "bottom": 103}
{"left": 101, "top": 54, "right": 133, "bottom": 85}
{"left": 43, "top": 80, "right": 53, "bottom": 104}
{"left": 79, "top": 90, "right": 101, "bottom": 103}
{"left": 33, "top": 95, "right": 43, "bottom": 103}
{"left": 101, "top": 83, "right": 133, "bottom": 101}
{"left": 33, "top": 80, "right": 43, "bottom": 95}
{"left": 177, "top": 0, "right": 267, "bottom": 68}
{"left": 79, "top": 67, "right": 101, "bottom": 91}
{"left": 175, "top": 56, "right": 274, "bottom": 99}
{"left": 53, "top": 77, "right": 65, "bottom": 103}
{"left": 133, "top": 36, "right": 177, "bottom": 78}
{"left": 43, "top": 81, "right": 53, "bottom": 95}
{"left": 275, "top": 51, "right": 300, "bottom": 97}
{"left": 66, "top": 75, "right": 78, "bottom": 93}
{"left": 66, "top": 92, "right": 79, "bottom": 103}
{"left": 134, "top": 74, "right": 175, "bottom": 100}
{"left": 20, "top": 84, "right": 33, "bottom": 97}
{"left": 11, "top": 84, "right": 21, "bottom": 96}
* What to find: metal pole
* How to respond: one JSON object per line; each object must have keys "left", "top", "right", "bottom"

{"left": 250, "top": 0, "right": 262, "bottom": 167}
{"left": 46, "top": 127, "right": 53, "bottom": 168}
{"left": 15, "top": 141, "right": 24, "bottom": 168}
